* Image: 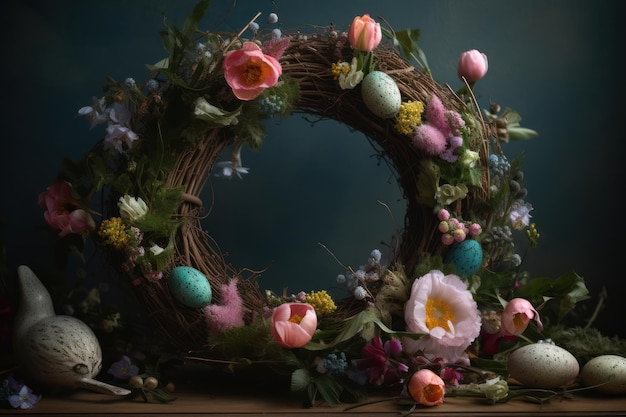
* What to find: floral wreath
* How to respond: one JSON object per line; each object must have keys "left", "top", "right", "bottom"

{"left": 30, "top": 0, "right": 619, "bottom": 410}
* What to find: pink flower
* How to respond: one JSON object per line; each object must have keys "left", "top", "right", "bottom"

{"left": 348, "top": 14, "right": 382, "bottom": 52}
{"left": 457, "top": 49, "right": 488, "bottom": 83}
{"left": 38, "top": 180, "right": 96, "bottom": 236}
{"left": 223, "top": 41, "right": 282, "bottom": 100}
{"left": 270, "top": 302, "right": 317, "bottom": 348}
{"left": 408, "top": 369, "right": 445, "bottom": 406}
{"left": 403, "top": 270, "right": 482, "bottom": 364}
{"left": 412, "top": 124, "right": 447, "bottom": 155}
{"left": 500, "top": 298, "right": 543, "bottom": 336}
{"left": 203, "top": 278, "right": 244, "bottom": 333}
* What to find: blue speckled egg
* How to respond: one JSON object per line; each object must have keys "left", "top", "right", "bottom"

{"left": 168, "top": 266, "right": 212, "bottom": 308}
{"left": 361, "top": 71, "right": 401, "bottom": 119}
{"left": 445, "top": 239, "right": 483, "bottom": 277}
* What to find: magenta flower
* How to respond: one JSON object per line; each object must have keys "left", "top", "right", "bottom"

{"left": 38, "top": 180, "right": 96, "bottom": 236}
{"left": 355, "top": 337, "right": 408, "bottom": 386}
{"left": 404, "top": 270, "right": 482, "bottom": 364}
{"left": 500, "top": 298, "right": 543, "bottom": 336}
{"left": 458, "top": 49, "right": 488, "bottom": 83}
{"left": 223, "top": 41, "right": 282, "bottom": 100}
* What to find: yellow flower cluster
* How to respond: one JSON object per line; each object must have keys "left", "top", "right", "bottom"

{"left": 395, "top": 100, "right": 425, "bottom": 135}
{"left": 98, "top": 217, "right": 130, "bottom": 249}
{"left": 331, "top": 60, "right": 351, "bottom": 80}
{"left": 526, "top": 223, "right": 540, "bottom": 248}
{"left": 305, "top": 290, "right": 337, "bottom": 316}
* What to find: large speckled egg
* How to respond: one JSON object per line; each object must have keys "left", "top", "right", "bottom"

{"left": 445, "top": 239, "right": 483, "bottom": 277}
{"left": 581, "top": 355, "right": 626, "bottom": 395}
{"left": 507, "top": 343, "right": 580, "bottom": 389}
{"left": 168, "top": 266, "right": 212, "bottom": 308}
{"left": 361, "top": 71, "right": 401, "bottom": 119}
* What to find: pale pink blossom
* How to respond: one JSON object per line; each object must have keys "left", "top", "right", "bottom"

{"left": 404, "top": 270, "right": 482, "bottom": 364}
{"left": 347, "top": 14, "right": 382, "bottom": 52}
{"left": 458, "top": 49, "right": 488, "bottom": 82}
{"left": 38, "top": 180, "right": 95, "bottom": 236}
{"left": 500, "top": 298, "right": 543, "bottom": 336}
{"left": 223, "top": 41, "right": 282, "bottom": 100}
{"left": 271, "top": 302, "right": 317, "bottom": 348}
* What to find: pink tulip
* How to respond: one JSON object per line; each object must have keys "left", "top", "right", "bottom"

{"left": 222, "top": 41, "right": 282, "bottom": 101}
{"left": 348, "top": 14, "right": 382, "bottom": 52}
{"left": 270, "top": 303, "right": 317, "bottom": 348}
{"left": 408, "top": 369, "right": 445, "bottom": 406}
{"left": 38, "top": 180, "right": 95, "bottom": 236}
{"left": 500, "top": 298, "right": 543, "bottom": 336}
{"left": 457, "top": 49, "right": 488, "bottom": 83}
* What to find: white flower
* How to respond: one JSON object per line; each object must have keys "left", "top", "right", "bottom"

{"left": 339, "top": 57, "right": 364, "bottom": 89}
{"left": 149, "top": 244, "right": 165, "bottom": 256}
{"left": 118, "top": 195, "right": 148, "bottom": 223}
{"left": 214, "top": 161, "right": 250, "bottom": 179}
{"left": 459, "top": 150, "right": 480, "bottom": 168}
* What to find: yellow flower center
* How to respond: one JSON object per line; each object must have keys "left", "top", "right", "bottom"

{"left": 512, "top": 313, "right": 525, "bottom": 330}
{"left": 425, "top": 297, "right": 454, "bottom": 331}
{"left": 288, "top": 313, "right": 303, "bottom": 324}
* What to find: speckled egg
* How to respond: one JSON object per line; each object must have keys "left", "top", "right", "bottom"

{"left": 168, "top": 266, "right": 212, "bottom": 308}
{"left": 507, "top": 343, "right": 580, "bottom": 389}
{"left": 361, "top": 71, "right": 401, "bottom": 119}
{"left": 581, "top": 355, "right": 626, "bottom": 395}
{"left": 445, "top": 239, "right": 483, "bottom": 277}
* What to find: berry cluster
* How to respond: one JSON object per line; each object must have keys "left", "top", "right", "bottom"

{"left": 437, "top": 208, "right": 481, "bottom": 245}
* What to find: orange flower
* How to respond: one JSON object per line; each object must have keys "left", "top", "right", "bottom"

{"left": 408, "top": 369, "right": 445, "bottom": 406}
{"left": 348, "top": 14, "right": 382, "bottom": 52}
{"left": 270, "top": 303, "right": 317, "bottom": 348}
{"left": 222, "top": 41, "right": 282, "bottom": 100}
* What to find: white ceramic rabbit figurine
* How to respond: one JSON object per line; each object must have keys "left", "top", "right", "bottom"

{"left": 12, "top": 265, "right": 130, "bottom": 395}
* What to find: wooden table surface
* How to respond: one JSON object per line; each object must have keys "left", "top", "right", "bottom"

{"left": 3, "top": 365, "right": 625, "bottom": 416}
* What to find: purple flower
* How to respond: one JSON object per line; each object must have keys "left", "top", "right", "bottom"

{"left": 8, "top": 385, "right": 40, "bottom": 409}
{"left": 509, "top": 200, "right": 533, "bottom": 230}
{"left": 355, "top": 337, "right": 408, "bottom": 386}
{"left": 107, "top": 355, "right": 139, "bottom": 380}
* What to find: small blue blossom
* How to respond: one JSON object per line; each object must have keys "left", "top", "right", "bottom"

{"left": 8, "top": 385, "right": 40, "bottom": 409}
{"left": 320, "top": 352, "right": 348, "bottom": 376}
{"left": 271, "top": 28, "right": 282, "bottom": 39}
{"left": 124, "top": 77, "right": 136, "bottom": 88}
{"left": 249, "top": 22, "right": 260, "bottom": 33}
{"left": 108, "top": 355, "right": 139, "bottom": 380}
{"left": 267, "top": 13, "right": 278, "bottom": 24}
{"left": 145, "top": 79, "right": 160, "bottom": 93}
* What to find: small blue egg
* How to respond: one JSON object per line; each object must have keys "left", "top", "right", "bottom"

{"left": 445, "top": 239, "right": 483, "bottom": 277}
{"left": 168, "top": 266, "right": 212, "bottom": 308}
{"left": 361, "top": 71, "right": 401, "bottom": 119}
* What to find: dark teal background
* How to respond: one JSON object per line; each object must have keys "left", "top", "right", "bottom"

{"left": 1, "top": 1, "right": 624, "bottom": 337}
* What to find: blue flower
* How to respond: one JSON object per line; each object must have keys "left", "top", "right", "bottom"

{"left": 8, "top": 385, "right": 40, "bottom": 409}
{"left": 107, "top": 355, "right": 139, "bottom": 380}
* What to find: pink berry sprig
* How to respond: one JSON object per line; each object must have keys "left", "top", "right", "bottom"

{"left": 437, "top": 208, "right": 482, "bottom": 245}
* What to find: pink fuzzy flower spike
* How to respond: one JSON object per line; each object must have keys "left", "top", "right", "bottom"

{"left": 425, "top": 95, "right": 450, "bottom": 137}
{"left": 203, "top": 278, "right": 245, "bottom": 333}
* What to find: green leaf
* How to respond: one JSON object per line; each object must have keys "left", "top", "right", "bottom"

{"left": 387, "top": 28, "right": 430, "bottom": 74}
{"left": 507, "top": 125, "right": 539, "bottom": 140}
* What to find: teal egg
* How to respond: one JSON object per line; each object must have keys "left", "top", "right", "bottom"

{"left": 168, "top": 266, "right": 212, "bottom": 308}
{"left": 445, "top": 239, "right": 483, "bottom": 277}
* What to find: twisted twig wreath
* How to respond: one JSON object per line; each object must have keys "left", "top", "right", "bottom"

{"left": 38, "top": 0, "right": 599, "bottom": 407}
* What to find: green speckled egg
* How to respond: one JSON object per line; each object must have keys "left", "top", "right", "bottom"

{"left": 169, "top": 266, "right": 212, "bottom": 308}
{"left": 361, "top": 71, "right": 401, "bottom": 119}
{"left": 445, "top": 239, "right": 483, "bottom": 277}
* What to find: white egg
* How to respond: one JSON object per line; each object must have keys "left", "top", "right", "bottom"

{"left": 581, "top": 355, "right": 626, "bottom": 395}
{"left": 361, "top": 71, "right": 401, "bottom": 119}
{"left": 507, "top": 343, "right": 580, "bottom": 389}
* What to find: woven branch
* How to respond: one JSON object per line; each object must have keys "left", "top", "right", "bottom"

{"left": 131, "top": 33, "right": 493, "bottom": 352}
